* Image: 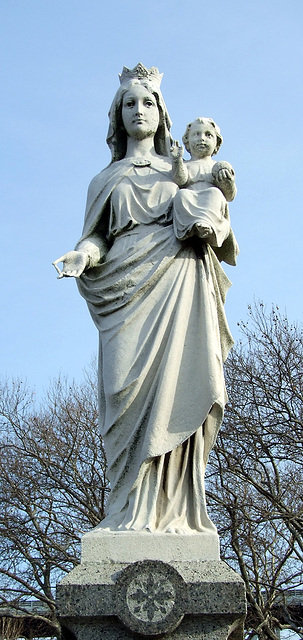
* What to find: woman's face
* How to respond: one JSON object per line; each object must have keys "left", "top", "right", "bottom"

{"left": 121, "top": 84, "right": 160, "bottom": 141}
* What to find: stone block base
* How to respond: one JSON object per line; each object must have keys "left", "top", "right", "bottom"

{"left": 81, "top": 528, "right": 220, "bottom": 562}
{"left": 60, "top": 613, "right": 244, "bottom": 640}
{"left": 57, "top": 555, "right": 246, "bottom": 639}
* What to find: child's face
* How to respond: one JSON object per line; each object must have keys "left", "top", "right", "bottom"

{"left": 188, "top": 122, "right": 217, "bottom": 159}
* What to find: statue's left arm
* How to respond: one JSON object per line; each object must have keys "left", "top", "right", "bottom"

{"left": 212, "top": 161, "right": 237, "bottom": 202}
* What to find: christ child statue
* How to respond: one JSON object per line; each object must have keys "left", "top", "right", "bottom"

{"left": 171, "top": 117, "right": 237, "bottom": 248}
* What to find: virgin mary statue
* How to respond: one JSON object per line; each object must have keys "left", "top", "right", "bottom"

{"left": 53, "top": 63, "right": 238, "bottom": 534}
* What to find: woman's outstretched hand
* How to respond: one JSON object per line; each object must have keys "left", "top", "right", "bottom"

{"left": 52, "top": 251, "right": 89, "bottom": 279}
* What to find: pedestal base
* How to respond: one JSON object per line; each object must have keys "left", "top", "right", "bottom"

{"left": 57, "top": 533, "right": 246, "bottom": 640}
{"left": 59, "top": 613, "right": 245, "bottom": 640}
{"left": 81, "top": 528, "right": 221, "bottom": 562}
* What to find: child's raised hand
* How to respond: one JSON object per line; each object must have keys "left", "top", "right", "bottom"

{"left": 170, "top": 140, "right": 184, "bottom": 161}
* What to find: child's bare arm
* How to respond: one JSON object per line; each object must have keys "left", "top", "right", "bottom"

{"left": 212, "top": 161, "right": 237, "bottom": 201}
{"left": 170, "top": 140, "right": 188, "bottom": 187}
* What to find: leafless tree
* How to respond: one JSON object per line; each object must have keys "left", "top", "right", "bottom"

{"left": 0, "top": 370, "right": 109, "bottom": 638}
{"left": 206, "top": 303, "right": 303, "bottom": 640}
{"left": 0, "top": 304, "right": 302, "bottom": 639}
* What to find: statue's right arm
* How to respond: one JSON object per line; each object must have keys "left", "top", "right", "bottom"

{"left": 53, "top": 234, "right": 108, "bottom": 279}
{"left": 53, "top": 168, "right": 112, "bottom": 278}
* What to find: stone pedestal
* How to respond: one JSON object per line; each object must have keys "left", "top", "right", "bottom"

{"left": 56, "top": 531, "right": 246, "bottom": 639}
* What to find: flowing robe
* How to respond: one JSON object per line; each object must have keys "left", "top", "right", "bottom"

{"left": 76, "top": 157, "right": 236, "bottom": 533}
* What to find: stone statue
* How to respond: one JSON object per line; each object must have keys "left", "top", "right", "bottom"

{"left": 171, "top": 117, "right": 238, "bottom": 265}
{"left": 53, "top": 64, "right": 238, "bottom": 535}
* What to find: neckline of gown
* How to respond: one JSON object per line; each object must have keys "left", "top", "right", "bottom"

{"left": 119, "top": 155, "right": 172, "bottom": 172}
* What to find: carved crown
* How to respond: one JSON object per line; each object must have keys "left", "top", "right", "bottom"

{"left": 119, "top": 63, "right": 163, "bottom": 88}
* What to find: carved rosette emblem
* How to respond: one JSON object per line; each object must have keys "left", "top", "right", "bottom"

{"left": 116, "top": 560, "right": 186, "bottom": 636}
{"left": 127, "top": 570, "right": 175, "bottom": 622}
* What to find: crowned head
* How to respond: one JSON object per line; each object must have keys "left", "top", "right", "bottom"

{"left": 119, "top": 63, "right": 163, "bottom": 90}
{"left": 107, "top": 64, "right": 172, "bottom": 161}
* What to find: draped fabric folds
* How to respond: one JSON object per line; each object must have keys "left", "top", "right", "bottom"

{"left": 76, "top": 160, "right": 235, "bottom": 533}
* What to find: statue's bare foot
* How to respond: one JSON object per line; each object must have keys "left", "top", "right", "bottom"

{"left": 165, "top": 526, "right": 188, "bottom": 534}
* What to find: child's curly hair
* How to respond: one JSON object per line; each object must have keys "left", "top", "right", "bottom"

{"left": 182, "top": 117, "right": 223, "bottom": 156}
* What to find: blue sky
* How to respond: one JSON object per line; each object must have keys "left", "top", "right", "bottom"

{"left": 1, "top": 0, "right": 303, "bottom": 395}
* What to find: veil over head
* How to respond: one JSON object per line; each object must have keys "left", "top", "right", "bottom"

{"left": 106, "top": 64, "right": 172, "bottom": 162}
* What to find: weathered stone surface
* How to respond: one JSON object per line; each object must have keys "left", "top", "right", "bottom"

{"left": 115, "top": 560, "right": 186, "bottom": 635}
{"left": 57, "top": 558, "right": 246, "bottom": 639}
{"left": 60, "top": 615, "right": 244, "bottom": 640}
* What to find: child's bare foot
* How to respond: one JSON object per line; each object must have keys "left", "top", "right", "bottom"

{"left": 196, "top": 224, "right": 213, "bottom": 239}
